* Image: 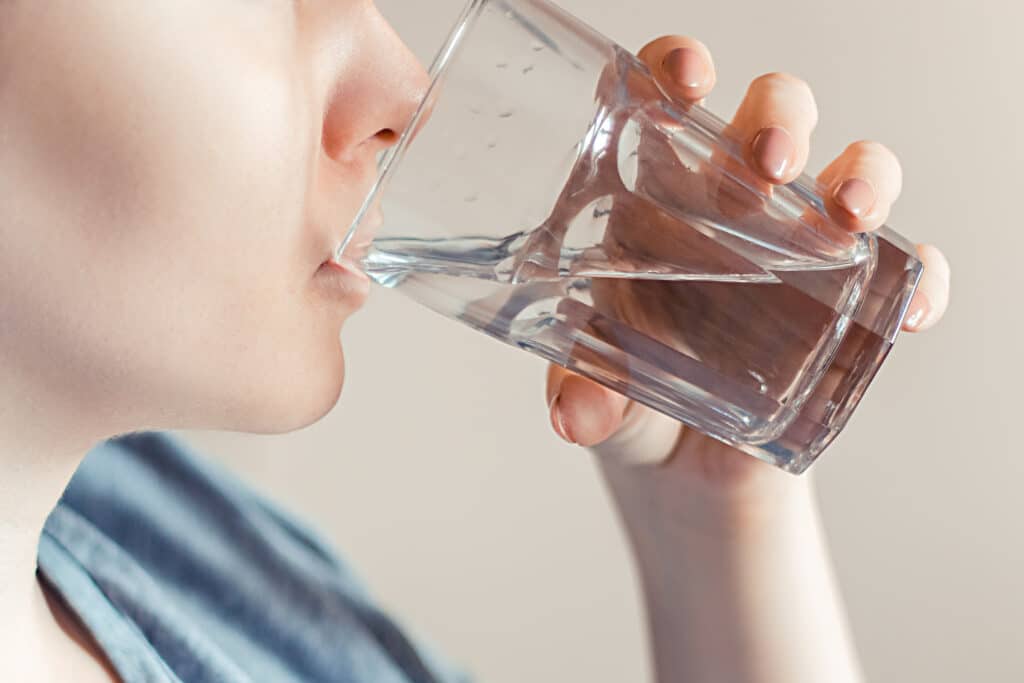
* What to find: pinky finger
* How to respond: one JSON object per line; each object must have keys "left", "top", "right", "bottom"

{"left": 902, "top": 243, "right": 950, "bottom": 332}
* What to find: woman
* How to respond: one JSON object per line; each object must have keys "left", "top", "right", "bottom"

{"left": 0, "top": 1, "right": 951, "bottom": 681}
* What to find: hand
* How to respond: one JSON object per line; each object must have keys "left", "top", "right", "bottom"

{"left": 544, "top": 35, "right": 952, "bottom": 518}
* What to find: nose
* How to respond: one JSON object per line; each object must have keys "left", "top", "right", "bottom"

{"left": 319, "top": 6, "right": 430, "bottom": 165}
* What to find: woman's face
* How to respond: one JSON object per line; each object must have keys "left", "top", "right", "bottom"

{"left": 0, "top": 1, "right": 427, "bottom": 435}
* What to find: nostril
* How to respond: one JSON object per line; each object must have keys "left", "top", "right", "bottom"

{"left": 323, "top": 127, "right": 400, "bottom": 163}
{"left": 376, "top": 128, "right": 398, "bottom": 145}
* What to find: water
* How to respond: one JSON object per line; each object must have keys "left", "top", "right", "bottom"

{"left": 358, "top": 50, "right": 901, "bottom": 459}
{"left": 363, "top": 235, "right": 875, "bottom": 447}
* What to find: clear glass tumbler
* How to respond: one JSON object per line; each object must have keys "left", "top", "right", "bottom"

{"left": 338, "top": 0, "right": 923, "bottom": 473}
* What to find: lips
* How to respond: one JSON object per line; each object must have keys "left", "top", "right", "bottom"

{"left": 315, "top": 256, "right": 371, "bottom": 306}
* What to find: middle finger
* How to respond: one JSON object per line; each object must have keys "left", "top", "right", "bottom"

{"left": 730, "top": 72, "right": 819, "bottom": 184}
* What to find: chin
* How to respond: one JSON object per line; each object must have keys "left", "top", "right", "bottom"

{"left": 230, "top": 341, "right": 348, "bottom": 435}
{"left": 294, "top": 343, "right": 348, "bottom": 429}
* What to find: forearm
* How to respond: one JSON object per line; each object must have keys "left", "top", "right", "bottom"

{"left": 598, "top": 456, "right": 865, "bottom": 683}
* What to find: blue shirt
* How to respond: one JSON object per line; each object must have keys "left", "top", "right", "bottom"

{"left": 36, "top": 431, "right": 472, "bottom": 683}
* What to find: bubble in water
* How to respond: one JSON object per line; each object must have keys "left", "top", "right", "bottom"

{"left": 748, "top": 370, "right": 768, "bottom": 394}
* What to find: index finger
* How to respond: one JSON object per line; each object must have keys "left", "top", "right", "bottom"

{"left": 637, "top": 36, "right": 716, "bottom": 105}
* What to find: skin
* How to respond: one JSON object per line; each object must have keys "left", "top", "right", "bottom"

{"left": 0, "top": 2, "right": 950, "bottom": 682}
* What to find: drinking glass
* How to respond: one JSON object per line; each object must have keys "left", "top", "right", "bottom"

{"left": 337, "top": 0, "right": 923, "bottom": 473}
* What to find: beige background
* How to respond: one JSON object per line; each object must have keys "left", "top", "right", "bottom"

{"left": 181, "top": 1, "right": 1021, "bottom": 681}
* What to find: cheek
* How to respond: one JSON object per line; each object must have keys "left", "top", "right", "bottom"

{"left": 6, "top": 2, "right": 351, "bottom": 430}
{"left": 142, "top": 98, "right": 351, "bottom": 432}
{"left": 134, "top": 23, "right": 357, "bottom": 428}
{"left": 144, "top": 71, "right": 357, "bottom": 432}
{"left": 10, "top": 1, "right": 317, "bottom": 292}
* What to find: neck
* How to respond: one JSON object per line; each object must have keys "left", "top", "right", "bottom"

{"left": 0, "top": 370, "right": 111, "bottom": 600}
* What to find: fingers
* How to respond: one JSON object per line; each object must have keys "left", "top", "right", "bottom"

{"left": 546, "top": 365, "right": 628, "bottom": 447}
{"left": 902, "top": 243, "right": 950, "bottom": 332}
{"left": 730, "top": 72, "right": 819, "bottom": 184}
{"left": 545, "top": 364, "right": 681, "bottom": 464}
{"left": 638, "top": 39, "right": 906, "bottom": 237}
{"left": 817, "top": 140, "right": 903, "bottom": 233}
{"left": 637, "top": 36, "right": 716, "bottom": 104}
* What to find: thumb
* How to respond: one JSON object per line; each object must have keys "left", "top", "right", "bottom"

{"left": 546, "top": 364, "right": 684, "bottom": 465}
{"left": 546, "top": 365, "right": 628, "bottom": 447}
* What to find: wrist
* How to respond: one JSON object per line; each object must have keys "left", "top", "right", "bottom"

{"left": 595, "top": 435, "right": 819, "bottom": 547}
{"left": 599, "top": 451, "right": 824, "bottom": 599}
{"left": 598, "top": 456, "right": 859, "bottom": 683}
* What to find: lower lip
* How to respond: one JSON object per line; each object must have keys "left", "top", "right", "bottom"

{"left": 315, "top": 258, "right": 371, "bottom": 304}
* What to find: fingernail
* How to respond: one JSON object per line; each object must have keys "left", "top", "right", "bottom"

{"left": 832, "top": 177, "right": 877, "bottom": 218}
{"left": 549, "top": 394, "right": 575, "bottom": 444}
{"left": 662, "top": 47, "right": 708, "bottom": 89}
{"left": 751, "top": 126, "right": 794, "bottom": 181}
{"left": 903, "top": 290, "right": 932, "bottom": 331}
